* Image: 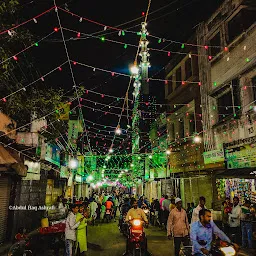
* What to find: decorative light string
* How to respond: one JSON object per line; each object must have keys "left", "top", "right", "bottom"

{"left": 0, "top": 6, "right": 55, "bottom": 35}
{"left": 1, "top": 61, "right": 68, "bottom": 101}
{"left": 0, "top": 30, "right": 58, "bottom": 65}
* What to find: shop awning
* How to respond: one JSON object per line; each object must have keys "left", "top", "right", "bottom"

{"left": 216, "top": 168, "right": 256, "bottom": 178}
{"left": 0, "top": 145, "right": 18, "bottom": 165}
{"left": 0, "top": 145, "right": 27, "bottom": 177}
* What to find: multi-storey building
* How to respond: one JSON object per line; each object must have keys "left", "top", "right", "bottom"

{"left": 197, "top": 0, "right": 256, "bottom": 207}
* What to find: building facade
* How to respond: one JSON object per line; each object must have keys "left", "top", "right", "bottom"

{"left": 197, "top": 0, "right": 256, "bottom": 208}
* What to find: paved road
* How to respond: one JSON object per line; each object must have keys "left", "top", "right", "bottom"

{"left": 3, "top": 218, "right": 256, "bottom": 255}
{"left": 86, "top": 221, "right": 173, "bottom": 256}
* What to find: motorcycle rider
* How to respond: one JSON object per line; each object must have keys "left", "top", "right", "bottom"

{"left": 119, "top": 198, "right": 131, "bottom": 232}
{"left": 123, "top": 200, "right": 148, "bottom": 256}
{"left": 190, "top": 209, "right": 238, "bottom": 255}
{"left": 125, "top": 200, "right": 148, "bottom": 223}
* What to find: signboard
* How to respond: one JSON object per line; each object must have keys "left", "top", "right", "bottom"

{"left": 60, "top": 166, "right": 69, "bottom": 178}
{"left": 225, "top": 144, "right": 256, "bottom": 169}
{"left": 77, "top": 155, "right": 85, "bottom": 175}
{"left": 22, "top": 160, "right": 40, "bottom": 180}
{"left": 68, "top": 120, "right": 83, "bottom": 149}
{"left": 45, "top": 144, "right": 60, "bottom": 167}
{"left": 203, "top": 150, "right": 224, "bottom": 164}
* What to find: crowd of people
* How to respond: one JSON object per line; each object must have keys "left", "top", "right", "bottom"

{"left": 63, "top": 192, "right": 121, "bottom": 256}
{"left": 60, "top": 192, "right": 256, "bottom": 256}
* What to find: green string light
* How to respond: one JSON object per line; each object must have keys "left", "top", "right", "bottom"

{"left": 124, "top": 44, "right": 128, "bottom": 49}
{"left": 35, "top": 42, "right": 39, "bottom": 47}
{"left": 181, "top": 44, "right": 185, "bottom": 49}
{"left": 101, "top": 37, "right": 105, "bottom": 42}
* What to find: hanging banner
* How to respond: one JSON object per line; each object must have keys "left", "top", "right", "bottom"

{"left": 45, "top": 144, "right": 60, "bottom": 167}
{"left": 68, "top": 120, "right": 83, "bottom": 149}
{"left": 22, "top": 161, "right": 40, "bottom": 180}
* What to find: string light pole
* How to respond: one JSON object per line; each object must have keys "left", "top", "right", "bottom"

{"left": 131, "top": 22, "right": 150, "bottom": 194}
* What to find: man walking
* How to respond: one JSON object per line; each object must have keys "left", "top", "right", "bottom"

{"left": 65, "top": 204, "right": 83, "bottom": 256}
{"left": 241, "top": 200, "right": 253, "bottom": 248}
{"left": 191, "top": 196, "right": 206, "bottom": 223}
{"left": 167, "top": 198, "right": 189, "bottom": 256}
{"left": 228, "top": 196, "right": 241, "bottom": 244}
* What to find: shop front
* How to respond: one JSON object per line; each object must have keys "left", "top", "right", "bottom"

{"left": 0, "top": 144, "right": 27, "bottom": 242}
{"left": 215, "top": 136, "right": 256, "bottom": 204}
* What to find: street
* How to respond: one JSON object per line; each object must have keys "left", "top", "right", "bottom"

{"left": 86, "top": 221, "right": 172, "bottom": 256}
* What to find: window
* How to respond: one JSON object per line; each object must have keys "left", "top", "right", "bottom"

{"left": 185, "top": 58, "right": 192, "bottom": 80}
{"left": 169, "top": 123, "right": 175, "bottom": 141}
{"left": 176, "top": 67, "right": 182, "bottom": 88}
{"left": 217, "top": 78, "right": 240, "bottom": 121}
{"left": 168, "top": 81, "right": 173, "bottom": 95}
{"left": 189, "top": 114, "right": 195, "bottom": 135}
{"left": 178, "top": 119, "right": 184, "bottom": 138}
{"left": 209, "top": 32, "right": 221, "bottom": 57}
{"left": 252, "top": 77, "right": 256, "bottom": 101}
{"left": 228, "top": 9, "right": 256, "bottom": 43}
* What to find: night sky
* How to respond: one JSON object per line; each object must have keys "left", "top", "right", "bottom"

{"left": 19, "top": 0, "right": 224, "bottom": 153}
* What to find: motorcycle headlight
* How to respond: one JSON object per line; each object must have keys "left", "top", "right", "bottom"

{"left": 220, "top": 246, "right": 236, "bottom": 256}
{"left": 133, "top": 220, "right": 141, "bottom": 226}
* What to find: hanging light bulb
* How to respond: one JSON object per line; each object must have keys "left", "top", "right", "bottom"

{"left": 109, "top": 148, "right": 114, "bottom": 153}
{"left": 194, "top": 136, "right": 202, "bottom": 143}
{"left": 115, "top": 126, "right": 122, "bottom": 135}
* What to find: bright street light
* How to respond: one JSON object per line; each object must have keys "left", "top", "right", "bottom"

{"left": 130, "top": 65, "right": 139, "bottom": 75}
{"left": 193, "top": 135, "right": 202, "bottom": 143}
{"left": 166, "top": 150, "right": 171, "bottom": 155}
{"left": 87, "top": 175, "right": 93, "bottom": 182}
{"left": 69, "top": 159, "right": 78, "bottom": 169}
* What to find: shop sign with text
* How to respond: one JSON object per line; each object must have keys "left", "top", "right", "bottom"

{"left": 225, "top": 144, "right": 256, "bottom": 169}
{"left": 203, "top": 150, "right": 224, "bottom": 164}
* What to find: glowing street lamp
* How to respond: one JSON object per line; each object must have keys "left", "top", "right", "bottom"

{"left": 166, "top": 150, "right": 171, "bottom": 155}
{"left": 130, "top": 65, "right": 139, "bottom": 76}
{"left": 193, "top": 135, "right": 202, "bottom": 143}
{"left": 87, "top": 175, "right": 93, "bottom": 182}
{"left": 69, "top": 159, "right": 78, "bottom": 169}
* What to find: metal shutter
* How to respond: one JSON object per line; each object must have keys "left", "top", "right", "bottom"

{"left": 0, "top": 176, "right": 10, "bottom": 243}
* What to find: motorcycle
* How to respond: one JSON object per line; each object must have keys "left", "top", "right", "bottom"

{"left": 105, "top": 208, "right": 112, "bottom": 223}
{"left": 119, "top": 212, "right": 129, "bottom": 236}
{"left": 179, "top": 240, "right": 237, "bottom": 256}
{"left": 8, "top": 240, "right": 32, "bottom": 256}
{"left": 126, "top": 219, "right": 147, "bottom": 256}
